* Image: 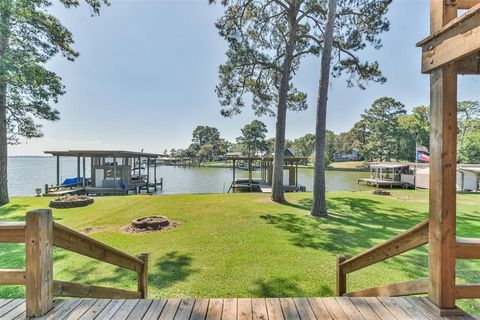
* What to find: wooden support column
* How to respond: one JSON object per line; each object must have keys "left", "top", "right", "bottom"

{"left": 113, "top": 158, "right": 117, "bottom": 190}
{"left": 147, "top": 158, "right": 150, "bottom": 192}
{"left": 25, "top": 209, "right": 53, "bottom": 317}
{"left": 428, "top": 0, "right": 458, "bottom": 312}
{"left": 232, "top": 159, "right": 236, "bottom": 193}
{"left": 336, "top": 255, "right": 346, "bottom": 296}
{"left": 56, "top": 156, "right": 60, "bottom": 186}
{"left": 82, "top": 157, "right": 86, "bottom": 188}
{"left": 76, "top": 156, "right": 80, "bottom": 181}
{"left": 154, "top": 160, "right": 157, "bottom": 192}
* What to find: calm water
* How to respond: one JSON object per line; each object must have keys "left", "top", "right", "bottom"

{"left": 7, "top": 157, "right": 370, "bottom": 196}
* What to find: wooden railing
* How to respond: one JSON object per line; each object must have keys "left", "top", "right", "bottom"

{"left": 337, "top": 220, "right": 480, "bottom": 300}
{"left": 0, "top": 209, "right": 148, "bottom": 317}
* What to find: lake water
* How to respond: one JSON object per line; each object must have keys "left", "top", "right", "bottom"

{"left": 7, "top": 157, "right": 370, "bottom": 196}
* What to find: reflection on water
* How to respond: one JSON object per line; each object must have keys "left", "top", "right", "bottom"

{"left": 7, "top": 157, "right": 370, "bottom": 196}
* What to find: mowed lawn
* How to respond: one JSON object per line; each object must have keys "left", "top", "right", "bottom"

{"left": 1, "top": 190, "right": 480, "bottom": 314}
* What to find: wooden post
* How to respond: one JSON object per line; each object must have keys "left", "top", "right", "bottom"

{"left": 25, "top": 209, "right": 53, "bottom": 317}
{"left": 428, "top": 0, "right": 458, "bottom": 312}
{"left": 113, "top": 157, "right": 117, "bottom": 190}
{"left": 138, "top": 253, "right": 148, "bottom": 298}
{"left": 154, "top": 161, "right": 157, "bottom": 192}
{"left": 56, "top": 156, "right": 60, "bottom": 186}
{"left": 82, "top": 157, "right": 86, "bottom": 188}
{"left": 76, "top": 156, "right": 80, "bottom": 182}
{"left": 336, "top": 255, "right": 346, "bottom": 296}
{"left": 147, "top": 158, "right": 150, "bottom": 193}
{"left": 232, "top": 159, "right": 236, "bottom": 193}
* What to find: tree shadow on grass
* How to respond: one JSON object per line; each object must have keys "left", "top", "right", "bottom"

{"left": 250, "top": 276, "right": 333, "bottom": 297}
{"left": 150, "top": 251, "right": 197, "bottom": 290}
{"left": 0, "top": 204, "right": 30, "bottom": 221}
{"left": 263, "top": 196, "right": 427, "bottom": 256}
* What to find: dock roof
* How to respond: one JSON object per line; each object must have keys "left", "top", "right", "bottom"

{"left": 44, "top": 150, "right": 161, "bottom": 158}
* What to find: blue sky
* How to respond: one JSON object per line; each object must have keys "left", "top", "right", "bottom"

{"left": 9, "top": 0, "right": 480, "bottom": 155}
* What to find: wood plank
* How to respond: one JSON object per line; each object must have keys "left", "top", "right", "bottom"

{"left": 64, "top": 299, "right": 97, "bottom": 320}
{"left": 279, "top": 298, "right": 300, "bottom": 320}
{"left": 293, "top": 298, "right": 316, "bottom": 320}
{"left": 321, "top": 298, "right": 348, "bottom": 320}
{"left": 190, "top": 299, "right": 209, "bottom": 320}
{"left": 307, "top": 298, "right": 331, "bottom": 320}
{"left": 126, "top": 299, "right": 153, "bottom": 319}
{"left": 53, "top": 280, "right": 142, "bottom": 299}
{"left": 174, "top": 299, "right": 195, "bottom": 320}
{"left": 25, "top": 210, "right": 54, "bottom": 317}
{"left": 0, "top": 299, "right": 13, "bottom": 309}
{"left": 53, "top": 223, "right": 144, "bottom": 273}
{"left": 363, "top": 297, "right": 396, "bottom": 320}
{"left": 346, "top": 278, "right": 429, "bottom": 297}
{"left": 206, "top": 298, "right": 223, "bottom": 320}
{"left": 378, "top": 297, "right": 413, "bottom": 320}
{"left": 158, "top": 299, "right": 181, "bottom": 320}
{"left": 0, "top": 269, "right": 25, "bottom": 285}
{"left": 95, "top": 299, "right": 126, "bottom": 320}
{"left": 404, "top": 297, "right": 443, "bottom": 320}
{"left": 78, "top": 299, "right": 111, "bottom": 320}
{"left": 41, "top": 299, "right": 83, "bottom": 320}
{"left": 222, "top": 299, "right": 237, "bottom": 320}
{"left": 349, "top": 298, "right": 381, "bottom": 320}
{"left": 0, "top": 222, "right": 25, "bottom": 243}
{"left": 2, "top": 300, "right": 25, "bottom": 320}
{"left": 335, "top": 298, "right": 363, "bottom": 320}
{"left": 395, "top": 297, "right": 429, "bottom": 320}
{"left": 109, "top": 299, "right": 139, "bottom": 319}
{"left": 265, "top": 298, "right": 284, "bottom": 320}
{"left": 238, "top": 298, "right": 253, "bottom": 320}
{"left": 340, "top": 220, "right": 428, "bottom": 274}
{"left": 456, "top": 238, "right": 480, "bottom": 259}
{"left": 252, "top": 298, "right": 268, "bottom": 320}
{"left": 35, "top": 300, "right": 67, "bottom": 320}
{"left": 142, "top": 299, "right": 167, "bottom": 320}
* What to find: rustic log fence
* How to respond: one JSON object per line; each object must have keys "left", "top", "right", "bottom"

{"left": 0, "top": 209, "right": 148, "bottom": 317}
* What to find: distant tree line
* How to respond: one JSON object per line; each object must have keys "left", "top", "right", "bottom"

{"left": 168, "top": 98, "right": 480, "bottom": 165}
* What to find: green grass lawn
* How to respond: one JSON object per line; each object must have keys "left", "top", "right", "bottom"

{"left": 328, "top": 161, "right": 367, "bottom": 169}
{"left": 1, "top": 191, "right": 480, "bottom": 314}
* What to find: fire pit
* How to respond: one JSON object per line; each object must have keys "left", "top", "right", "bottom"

{"left": 124, "top": 216, "right": 176, "bottom": 233}
{"left": 49, "top": 195, "right": 94, "bottom": 209}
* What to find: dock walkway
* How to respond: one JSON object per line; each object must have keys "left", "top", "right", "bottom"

{"left": 0, "top": 297, "right": 474, "bottom": 319}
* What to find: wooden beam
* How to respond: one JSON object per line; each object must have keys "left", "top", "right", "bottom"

{"left": 451, "top": 0, "right": 480, "bottom": 9}
{"left": 346, "top": 279, "right": 429, "bottom": 297}
{"left": 457, "top": 52, "right": 480, "bottom": 74}
{"left": 456, "top": 237, "right": 480, "bottom": 258}
{"left": 419, "top": 3, "right": 480, "bottom": 73}
{"left": 53, "top": 280, "right": 141, "bottom": 299}
{"left": 53, "top": 222, "right": 144, "bottom": 273}
{"left": 339, "top": 220, "right": 429, "bottom": 274}
{"left": 0, "top": 222, "right": 25, "bottom": 243}
{"left": 0, "top": 269, "right": 26, "bottom": 285}
{"left": 25, "top": 210, "right": 54, "bottom": 317}
{"left": 422, "top": 25, "right": 480, "bottom": 73}
{"left": 456, "top": 284, "right": 480, "bottom": 299}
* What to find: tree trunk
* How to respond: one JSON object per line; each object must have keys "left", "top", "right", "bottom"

{"left": 0, "top": 0, "right": 11, "bottom": 206}
{"left": 311, "top": 0, "right": 337, "bottom": 216}
{"left": 271, "top": 14, "right": 297, "bottom": 203}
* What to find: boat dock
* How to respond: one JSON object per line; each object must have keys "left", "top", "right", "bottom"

{"left": 358, "top": 178, "right": 411, "bottom": 189}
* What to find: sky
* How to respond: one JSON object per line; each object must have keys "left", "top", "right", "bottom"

{"left": 8, "top": 0, "right": 480, "bottom": 156}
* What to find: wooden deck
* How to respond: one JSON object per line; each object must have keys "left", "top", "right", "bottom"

{"left": 0, "top": 297, "right": 475, "bottom": 319}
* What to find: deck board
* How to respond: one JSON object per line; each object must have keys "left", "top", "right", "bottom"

{"left": 0, "top": 297, "right": 474, "bottom": 319}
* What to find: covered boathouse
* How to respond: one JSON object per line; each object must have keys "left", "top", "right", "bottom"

{"left": 227, "top": 149, "right": 307, "bottom": 193}
{"left": 43, "top": 150, "right": 162, "bottom": 196}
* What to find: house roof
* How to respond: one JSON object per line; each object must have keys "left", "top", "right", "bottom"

{"left": 44, "top": 150, "right": 161, "bottom": 158}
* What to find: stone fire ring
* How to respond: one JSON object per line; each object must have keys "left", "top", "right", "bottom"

{"left": 131, "top": 216, "right": 170, "bottom": 231}
{"left": 49, "top": 196, "right": 94, "bottom": 209}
